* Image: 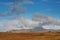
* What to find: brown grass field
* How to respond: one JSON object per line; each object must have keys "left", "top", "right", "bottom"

{"left": 0, "top": 32, "right": 60, "bottom": 40}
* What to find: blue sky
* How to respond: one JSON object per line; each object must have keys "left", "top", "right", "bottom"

{"left": 0, "top": 0, "right": 60, "bottom": 32}
{"left": 0, "top": 0, "right": 60, "bottom": 19}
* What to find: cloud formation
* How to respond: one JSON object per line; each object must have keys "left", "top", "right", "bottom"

{"left": 0, "top": 0, "right": 34, "bottom": 5}
{"left": 0, "top": 17, "right": 39, "bottom": 32}
{"left": 0, "top": 13, "right": 60, "bottom": 32}
{"left": 32, "top": 13, "right": 60, "bottom": 30}
{"left": 0, "top": 0, "right": 34, "bottom": 16}
{"left": 32, "top": 13, "right": 60, "bottom": 23}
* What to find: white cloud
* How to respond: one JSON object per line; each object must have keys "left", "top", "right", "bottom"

{"left": 0, "top": 13, "right": 60, "bottom": 32}
{"left": 0, "top": 17, "right": 39, "bottom": 32}
{"left": 32, "top": 13, "right": 60, "bottom": 23}
{"left": 43, "top": 25, "right": 60, "bottom": 30}
{"left": 32, "top": 13, "right": 60, "bottom": 30}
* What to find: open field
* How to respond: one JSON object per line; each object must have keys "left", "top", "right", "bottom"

{"left": 0, "top": 32, "right": 60, "bottom": 40}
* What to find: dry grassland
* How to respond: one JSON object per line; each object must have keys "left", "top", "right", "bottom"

{"left": 0, "top": 32, "right": 60, "bottom": 40}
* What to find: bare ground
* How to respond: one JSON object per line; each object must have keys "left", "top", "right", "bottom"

{"left": 0, "top": 32, "right": 60, "bottom": 40}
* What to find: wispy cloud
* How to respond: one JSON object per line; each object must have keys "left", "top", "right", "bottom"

{"left": 0, "top": 0, "right": 34, "bottom": 5}
{"left": 56, "top": 2, "right": 60, "bottom": 4}
{"left": 0, "top": 2, "right": 14, "bottom": 5}
{"left": 0, "top": 0, "right": 34, "bottom": 16}
{"left": 45, "top": 8, "right": 52, "bottom": 11}
{"left": 42, "top": 0, "right": 48, "bottom": 2}
{"left": 23, "top": 0, "right": 34, "bottom": 4}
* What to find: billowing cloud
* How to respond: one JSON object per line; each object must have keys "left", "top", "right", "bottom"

{"left": 32, "top": 13, "right": 60, "bottom": 30}
{"left": 0, "top": 13, "right": 60, "bottom": 32}
{"left": 0, "top": 17, "right": 39, "bottom": 32}
{"left": 43, "top": 25, "right": 60, "bottom": 30}
{"left": 32, "top": 13, "right": 60, "bottom": 23}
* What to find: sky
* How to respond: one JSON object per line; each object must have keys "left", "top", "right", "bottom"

{"left": 0, "top": 0, "right": 60, "bottom": 19}
{"left": 0, "top": 0, "right": 60, "bottom": 32}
